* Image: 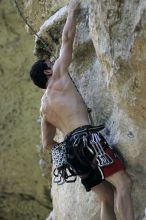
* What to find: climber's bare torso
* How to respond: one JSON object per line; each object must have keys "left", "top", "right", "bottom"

{"left": 40, "top": 68, "right": 90, "bottom": 136}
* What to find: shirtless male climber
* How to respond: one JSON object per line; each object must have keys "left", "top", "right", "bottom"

{"left": 30, "top": 1, "right": 134, "bottom": 220}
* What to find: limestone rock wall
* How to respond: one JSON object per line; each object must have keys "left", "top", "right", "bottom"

{"left": 0, "top": 1, "right": 52, "bottom": 220}
{"left": 22, "top": 0, "right": 146, "bottom": 219}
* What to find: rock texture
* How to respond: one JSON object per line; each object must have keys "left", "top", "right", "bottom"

{"left": 19, "top": 0, "right": 146, "bottom": 219}
{"left": 0, "top": 1, "right": 52, "bottom": 219}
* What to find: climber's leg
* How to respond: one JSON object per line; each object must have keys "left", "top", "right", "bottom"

{"left": 106, "top": 170, "right": 134, "bottom": 220}
{"left": 91, "top": 181, "right": 117, "bottom": 220}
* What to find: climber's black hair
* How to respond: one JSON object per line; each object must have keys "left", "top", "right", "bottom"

{"left": 30, "top": 59, "right": 50, "bottom": 89}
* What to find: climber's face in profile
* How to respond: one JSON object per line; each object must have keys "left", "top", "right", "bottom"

{"left": 44, "top": 61, "right": 53, "bottom": 78}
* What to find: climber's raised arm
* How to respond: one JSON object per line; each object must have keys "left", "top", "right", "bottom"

{"left": 53, "top": 0, "right": 80, "bottom": 73}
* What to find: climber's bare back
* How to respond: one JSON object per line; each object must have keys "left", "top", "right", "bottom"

{"left": 40, "top": 68, "right": 90, "bottom": 136}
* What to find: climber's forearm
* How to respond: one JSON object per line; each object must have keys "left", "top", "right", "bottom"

{"left": 62, "top": 11, "right": 77, "bottom": 42}
{"left": 62, "top": 1, "right": 79, "bottom": 42}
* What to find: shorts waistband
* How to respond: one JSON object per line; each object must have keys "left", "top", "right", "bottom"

{"left": 65, "top": 124, "right": 105, "bottom": 140}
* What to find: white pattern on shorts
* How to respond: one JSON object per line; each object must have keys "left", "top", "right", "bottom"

{"left": 51, "top": 143, "right": 67, "bottom": 168}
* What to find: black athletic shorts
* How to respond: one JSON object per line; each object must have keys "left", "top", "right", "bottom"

{"left": 53, "top": 125, "right": 125, "bottom": 192}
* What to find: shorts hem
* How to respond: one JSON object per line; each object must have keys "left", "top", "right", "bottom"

{"left": 82, "top": 167, "right": 125, "bottom": 192}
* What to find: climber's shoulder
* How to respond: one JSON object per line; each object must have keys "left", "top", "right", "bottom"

{"left": 52, "top": 57, "right": 69, "bottom": 77}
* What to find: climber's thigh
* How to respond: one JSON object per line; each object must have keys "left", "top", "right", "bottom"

{"left": 105, "top": 170, "right": 132, "bottom": 191}
{"left": 91, "top": 181, "right": 115, "bottom": 202}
